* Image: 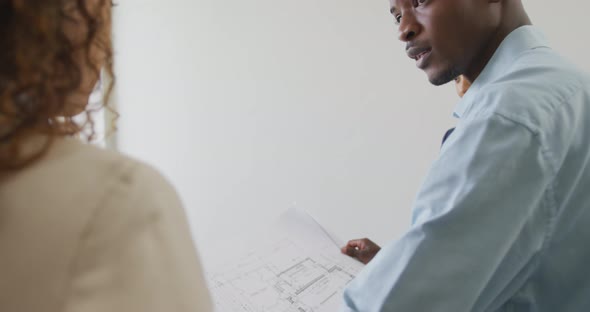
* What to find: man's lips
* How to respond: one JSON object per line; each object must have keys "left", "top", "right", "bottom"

{"left": 415, "top": 49, "right": 431, "bottom": 61}
{"left": 406, "top": 46, "right": 432, "bottom": 61}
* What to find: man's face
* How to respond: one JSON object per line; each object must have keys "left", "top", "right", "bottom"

{"left": 390, "top": 0, "right": 498, "bottom": 85}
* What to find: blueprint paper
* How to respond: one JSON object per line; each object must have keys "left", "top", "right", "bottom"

{"left": 207, "top": 208, "right": 365, "bottom": 312}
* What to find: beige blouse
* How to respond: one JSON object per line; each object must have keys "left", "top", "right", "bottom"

{"left": 0, "top": 137, "right": 212, "bottom": 312}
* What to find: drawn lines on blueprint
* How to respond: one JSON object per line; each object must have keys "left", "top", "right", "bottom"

{"left": 208, "top": 238, "right": 361, "bottom": 312}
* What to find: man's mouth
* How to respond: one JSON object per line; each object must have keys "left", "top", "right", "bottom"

{"left": 406, "top": 46, "right": 433, "bottom": 69}
{"left": 414, "top": 49, "right": 431, "bottom": 61}
{"left": 407, "top": 46, "right": 431, "bottom": 59}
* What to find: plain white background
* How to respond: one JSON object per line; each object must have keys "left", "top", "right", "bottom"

{"left": 112, "top": 0, "right": 590, "bottom": 268}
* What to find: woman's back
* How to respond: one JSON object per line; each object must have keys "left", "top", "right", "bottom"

{"left": 0, "top": 137, "right": 212, "bottom": 312}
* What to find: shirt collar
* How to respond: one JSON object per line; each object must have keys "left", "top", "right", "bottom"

{"left": 453, "top": 25, "right": 550, "bottom": 118}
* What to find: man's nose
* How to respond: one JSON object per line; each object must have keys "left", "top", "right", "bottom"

{"left": 397, "top": 12, "right": 421, "bottom": 42}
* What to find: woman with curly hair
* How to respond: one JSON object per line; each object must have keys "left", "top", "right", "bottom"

{"left": 0, "top": 1, "right": 212, "bottom": 311}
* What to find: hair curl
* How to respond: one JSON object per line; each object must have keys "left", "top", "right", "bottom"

{"left": 0, "top": 0, "right": 115, "bottom": 170}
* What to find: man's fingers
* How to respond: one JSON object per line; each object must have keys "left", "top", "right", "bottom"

{"left": 341, "top": 240, "right": 362, "bottom": 257}
{"left": 341, "top": 238, "right": 380, "bottom": 264}
{"left": 342, "top": 245, "right": 359, "bottom": 257}
{"left": 346, "top": 239, "right": 368, "bottom": 249}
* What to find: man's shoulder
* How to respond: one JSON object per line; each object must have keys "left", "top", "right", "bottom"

{"left": 474, "top": 50, "right": 589, "bottom": 123}
{"left": 461, "top": 50, "right": 590, "bottom": 149}
{"left": 491, "top": 48, "right": 589, "bottom": 103}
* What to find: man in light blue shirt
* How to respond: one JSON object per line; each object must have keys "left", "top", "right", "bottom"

{"left": 341, "top": 0, "right": 590, "bottom": 311}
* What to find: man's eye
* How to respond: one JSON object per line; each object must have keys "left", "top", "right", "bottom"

{"left": 417, "top": 0, "right": 427, "bottom": 5}
{"left": 395, "top": 14, "right": 402, "bottom": 24}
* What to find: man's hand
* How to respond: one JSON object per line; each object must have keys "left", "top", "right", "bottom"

{"left": 341, "top": 238, "right": 381, "bottom": 264}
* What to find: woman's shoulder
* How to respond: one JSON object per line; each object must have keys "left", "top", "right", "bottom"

{"left": 6, "top": 137, "right": 178, "bottom": 210}
{"left": 53, "top": 138, "right": 172, "bottom": 190}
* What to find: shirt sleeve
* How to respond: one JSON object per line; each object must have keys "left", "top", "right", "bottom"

{"left": 342, "top": 112, "right": 555, "bottom": 311}
{"left": 63, "top": 161, "right": 213, "bottom": 312}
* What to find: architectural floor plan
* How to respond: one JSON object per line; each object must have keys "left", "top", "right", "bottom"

{"left": 207, "top": 209, "right": 364, "bottom": 311}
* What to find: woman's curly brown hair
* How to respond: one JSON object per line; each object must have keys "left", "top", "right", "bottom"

{"left": 0, "top": 0, "right": 115, "bottom": 170}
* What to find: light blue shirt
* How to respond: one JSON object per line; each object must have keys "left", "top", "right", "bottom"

{"left": 342, "top": 26, "right": 590, "bottom": 311}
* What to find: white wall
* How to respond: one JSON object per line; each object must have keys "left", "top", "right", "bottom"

{"left": 112, "top": 0, "right": 590, "bottom": 268}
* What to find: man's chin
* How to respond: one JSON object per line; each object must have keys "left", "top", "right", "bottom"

{"left": 426, "top": 68, "right": 459, "bottom": 86}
